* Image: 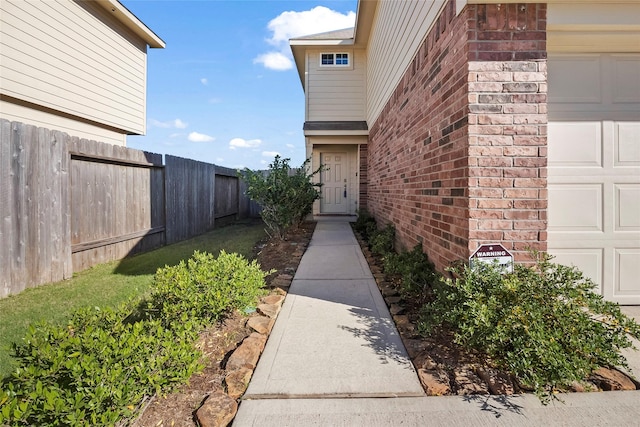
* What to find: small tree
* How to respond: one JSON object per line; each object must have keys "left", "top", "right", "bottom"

{"left": 241, "top": 156, "right": 323, "bottom": 239}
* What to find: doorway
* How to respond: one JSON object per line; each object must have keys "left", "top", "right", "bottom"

{"left": 320, "top": 152, "right": 349, "bottom": 214}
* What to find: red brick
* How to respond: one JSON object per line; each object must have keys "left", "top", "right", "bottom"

{"left": 503, "top": 146, "right": 538, "bottom": 157}
{"left": 367, "top": 0, "right": 548, "bottom": 276}
{"left": 503, "top": 189, "right": 539, "bottom": 199}
{"left": 514, "top": 178, "right": 546, "bottom": 188}
{"left": 503, "top": 210, "right": 539, "bottom": 220}
{"left": 477, "top": 199, "right": 513, "bottom": 209}
{"left": 514, "top": 221, "right": 546, "bottom": 230}
{"left": 478, "top": 220, "right": 513, "bottom": 230}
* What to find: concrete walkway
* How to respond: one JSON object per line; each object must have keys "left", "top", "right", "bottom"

{"left": 234, "top": 217, "right": 640, "bottom": 426}
{"left": 242, "top": 218, "right": 424, "bottom": 398}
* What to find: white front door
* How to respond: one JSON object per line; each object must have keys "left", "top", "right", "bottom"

{"left": 548, "top": 54, "right": 640, "bottom": 304}
{"left": 320, "top": 152, "right": 348, "bottom": 214}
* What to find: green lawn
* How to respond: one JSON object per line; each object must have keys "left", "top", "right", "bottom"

{"left": 0, "top": 220, "right": 266, "bottom": 378}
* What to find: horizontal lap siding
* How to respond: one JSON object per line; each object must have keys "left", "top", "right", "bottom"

{"left": 0, "top": 0, "right": 147, "bottom": 135}
{"left": 307, "top": 49, "right": 366, "bottom": 121}
{"left": 367, "top": 0, "right": 447, "bottom": 125}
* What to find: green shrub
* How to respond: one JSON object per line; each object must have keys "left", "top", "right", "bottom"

{"left": 148, "top": 250, "right": 268, "bottom": 328}
{"left": 353, "top": 209, "right": 377, "bottom": 241}
{"left": 419, "top": 253, "right": 640, "bottom": 403}
{"left": 0, "top": 250, "right": 269, "bottom": 425}
{"left": 369, "top": 223, "right": 395, "bottom": 256}
{"left": 241, "top": 156, "right": 323, "bottom": 239}
{"left": 384, "top": 244, "right": 438, "bottom": 303}
{"left": 0, "top": 305, "right": 202, "bottom": 425}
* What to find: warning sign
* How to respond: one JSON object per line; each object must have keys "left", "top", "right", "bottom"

{"left": 469, "top": 243, "right": 514, "bottom": 273}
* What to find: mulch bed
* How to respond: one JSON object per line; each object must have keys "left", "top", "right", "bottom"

{"left": 131, "top": 222, "right": 315, "bottom": 427}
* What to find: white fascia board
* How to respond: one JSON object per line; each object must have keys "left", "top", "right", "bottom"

{"left": 96, "top": 0, "right": 165, "bottom": 48}
{"left": 290, "top": 39, "right": 355, "bottom": 47}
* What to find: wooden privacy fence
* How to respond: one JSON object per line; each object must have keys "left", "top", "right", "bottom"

{"left": 0, "top": 120, "right": 259, "bottom": 298}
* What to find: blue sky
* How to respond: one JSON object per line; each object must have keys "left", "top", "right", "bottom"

{"left": 123, "top": 0, "right": 357, "bottom": 170}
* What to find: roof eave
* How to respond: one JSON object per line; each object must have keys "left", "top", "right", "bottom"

{"left": 95, "top": 0, "right": 166, "bottom": 48}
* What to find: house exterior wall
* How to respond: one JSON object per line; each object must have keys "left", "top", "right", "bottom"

{"left": 367, "top": 1, "right": 548, "bottom": 272}
{"left": 547, "top": 3, "right": 640, "bottom": 53}
{"left": 0, "top": 0, "right": 148, "bottom": 139}
{"left": 306, "top": 49, "right": 367, "bottom": 122}
{"left": 0, "top": 98, "right": 126, "bottom": 145}
{"left": 367, "top": 0, "right": 471, "bottom": 269}
{"left": 366, "top": 0, "right": 447, "bottom": 125}
{"left": 466, "top": 3, "right": 548, "bottom": 258}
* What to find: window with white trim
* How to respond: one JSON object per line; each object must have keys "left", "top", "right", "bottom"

{"left": 320, "top": 53, "right": 350, "bottom": 67}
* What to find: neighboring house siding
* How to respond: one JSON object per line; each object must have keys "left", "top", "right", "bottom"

{"left": 0, "top": 0, "right": 147, "bottom": 136}
{"left": 0, "top": 99, "right": 126, "bottom": 145}
{"left": 366, "top": 0, "right": 447, "bottom": 125}
{"left": 306, "top": 49, "right": 366, "bottom": 122}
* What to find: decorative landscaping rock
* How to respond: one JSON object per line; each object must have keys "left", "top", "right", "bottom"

{"left": 226, "top": 333, "right": 267, "bottom": 371}
{"left": 379, "top": 284, "right": 399, "bottom": 297}
{"left": 418, "top": 368, "right": 451, "bottom": 396}
{"left": 225, "top": 367, "right": 253, "bottom": 399}
{"left": 454, "top": 367, "right": 490, "bottom": 395}
{"left": 402, "top": 339, "right": 429, "bottom": 359}
{"left": 257, "top": 303, "right": 281, "bottom": 319}
{"left": 370, "top": 265, "right": 382, "bottom": 274}
{"left": 392, "top": 314, "right": 415, "bottom": 334}
{"left": 247, "top": 315, "right": 275, "bottom": 335}
{"left": 196, "top": 392, "right": 237, "bottom": 427}
{"left": 389, "top": 304, "right": 405, "bottom": 315}
{"left": 476, "top": 368, "right": 515, "bottom": 395}
{"left": 589, "top": 367, "right": 637, "bottom": 391}
{"left": 261, "top": 294, "right": 285, "bottom": 306}
{"left": 413, "top": 351, "right": 438, "bottom": 370}
{"left": 569, "top": 380, "right": 598, "bottom": 393}
{"left": 385, "top": 296, "right": 402, "bottom": 305}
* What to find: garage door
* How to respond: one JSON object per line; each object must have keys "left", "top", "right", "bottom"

{"left": 548, "top": 54, "right": 640, "bottom": 304}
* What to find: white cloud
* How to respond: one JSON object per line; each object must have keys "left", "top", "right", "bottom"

{"left": 253, "top": 52, "right": 293, "bottom": 71}
{"left": 267, "top": 6, "right": 355, "bottom": 46}
{"left": 215, "top": 157, "right": 225, "bottom": 163}
{"left": 286, "top": 144, "right": 295, "bottom": 149}
{"left": 188, "top": 132, "right": 215, "bottom": 143}
{"left": 262, "top": 151, "right": 281, "bottom": 158}
{"left": 200, "top": 78, "right": 208, "bottom": 86}
{"left": 209, "top": 97, "right": 222, "bottom": 104}
{"left": 174, "top": 119, "right": 188, "bottom": 129}
{"left": 255, "top": 6, "right": 355, "bottom": 71}
{"left": 150, "top": 118, "right": 188, "bottom": 129}
{"left": 229, "top": 138, "right": 262, "bottom": 149}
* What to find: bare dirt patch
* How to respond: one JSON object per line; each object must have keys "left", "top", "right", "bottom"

{"left": 131, "top": 222, "right": 315, "bottom": 427}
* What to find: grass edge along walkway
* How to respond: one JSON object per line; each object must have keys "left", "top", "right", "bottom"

{"left": 0, "top": 220, "right": 266, "bottom": 378}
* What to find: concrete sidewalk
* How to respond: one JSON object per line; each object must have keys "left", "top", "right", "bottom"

{"left": 234, "top": 217, "right": 640, "bottom": 426}
{"left": 242, "top": 218, "right": 424, "bottom": 399}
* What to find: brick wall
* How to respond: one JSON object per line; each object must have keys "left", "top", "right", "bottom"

{"left": 467, "top": 61, "right": 548, "bottom": 258}
{"left": 367, "top": 1, "right": 547, "bottom": 272}
{"left": 368, "top": 0, "right": 470, "bottom": 270}
{"left": 467, "top": 3, "right": 547, "bottom": 259}
{"left": 359, "top": 144, "right": 368, "bottom": 210}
